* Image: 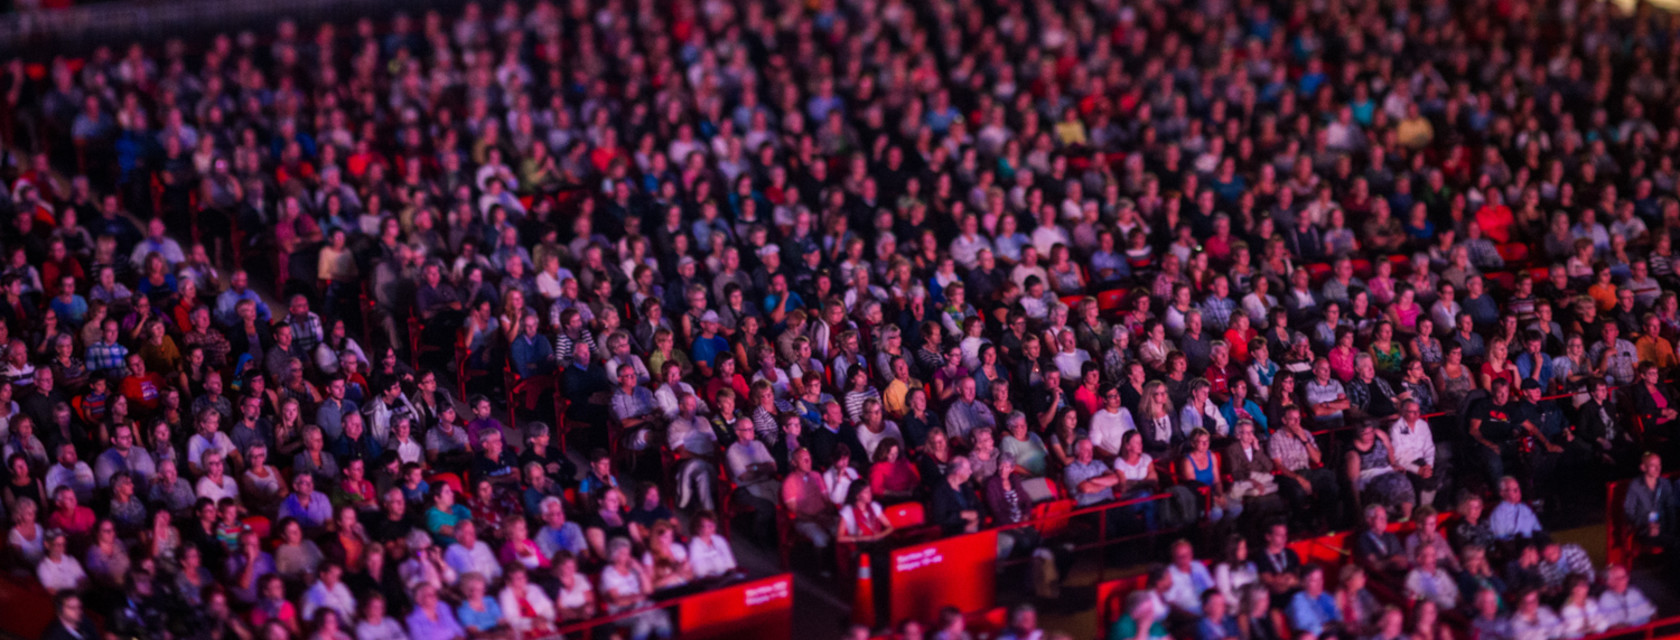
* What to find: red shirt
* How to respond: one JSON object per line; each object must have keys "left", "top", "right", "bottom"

{"left": 46, "top": 505, "right": 95, "bottom": 539}
{"left": 119, "top": 373, "right": 166, "bottom": 411}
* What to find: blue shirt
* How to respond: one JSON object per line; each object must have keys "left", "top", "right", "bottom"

{"left": 762, "top": 291, "right": 805, "bottom": 314}
{"left": 456, "top": 597, "right": 504, "bottom": 632}
{"left": 1064, "top": 460, "right": 1115, "bottom": 506}
{"left": 1514, "top": 352, "right": 1554, "bottom": 390}
{"left": 691, "top": 334, "right": 730, "bottom": 370}
{"left": 536, "top": 522, "right": 588, "bottom": 558}
{"left": 1287, "top": 591, "right": 1341, "bottom": 635}
{"left": 277, "top": 492, "right": 334, "bottom": 531}
{"left": 510, "top": 335, "right": 555, "bottom": 378}
{"left": 1490, "top": 501, "right": 1543, "bottom": 540}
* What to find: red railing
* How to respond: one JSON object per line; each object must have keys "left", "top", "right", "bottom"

{"left": 526, "top": 573, "right": 794, "bottom": 640}
{"left": 1578, "top": 615, "right": 1680, "bottom": 640}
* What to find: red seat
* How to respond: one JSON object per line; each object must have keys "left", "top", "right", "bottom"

{"left": 1030, "top": 497, "right": 1077, "bottom": 538}
{"left": 242, "top": 515, "right": 271, "bottom": 539}
{"left": 1097, "top": 288, "right": 1130, "bottom": 316}
{"left": 1306, "top": 263, "right": 1333, "bottom": 285}
{"left": 1351, "top": 259, "right": 1373, "bottom": 279}
{"left": 1095, "top": 572, "right": 1152, "bottom": 633}
{"left": 883, "top": 502, "right": 925, "bottom": 529}
{"left": 1485, "top": 272, "right": 1516, "bottom": 292}
{"left": 1496, "top": 242, "right": 1531, "bottom": 265}
{"left": 962, "top": 607, "right": 1009, "bottom": 636}
{"left": 427, "top": 472, "right": 464, "bottom": 495}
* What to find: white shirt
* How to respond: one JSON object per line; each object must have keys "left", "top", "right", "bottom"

{"left": 444, "top": 541, "right": 502, "bottom": 582}
{"left": 498, "top": 584, "right": 557, "bottom": 632}
{"left": 823, "top": 466, "right": 860, "bottom": 505}
{"left": 1164, "top": 562, "right": 1214, "bottom": 615}
{"left": 1388, "top": 417, "right": 1436, "bottom": 474}
{"left": 555, "top": 575, "right": 593, "bottom": 610}
{"left": 667, "top": 415, "right": 717, "bottom": 457}
{"left": 354, "top": 618, "right": 408, "bottom": 640}
{"left": 186, "top": 432, "right": 236, "bottom": 470}
{"left": 195, "top": 474, "right": 240, "bottom": 503}
{"left": 45, "top": 461, "right": 96, "bottom": 503}
{"left": 839, "top": 501, "right": 887, "bottom": 537}
{"left": 390, "top": 436, "right": 424, "bottom": 465}
{"left": 855, "top": 422, "right": 902, "bottom": 460}
{"left": 1089, "top": 408, "right": 1136, "bottom": 456}
{"left": 1510, "top": 606, "right": 1562, "bottom": 640}
{"left": 36, "top": 554, "right": 87, "bottom": 592}
{"left": 689, "top": 534, "right": 738, "bottom": 579}
{"left": 1558, "top": 600, "right": 1610, "bottom": 637}
{"left": 301, "top": 580, "right": 358, "bottom": 622}
{"left": 1598, "top": 587, "right": 1656, "bottom": 627}
{"left": 1404, "top": 566, "right": 1460, "bottom": 610}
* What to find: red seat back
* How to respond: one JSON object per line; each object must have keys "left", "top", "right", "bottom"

{"left": 884, "top": 502, "right": 925, "bottom": 529}
{"left": 1095, "top": 572, "right": 1152, "bottom": 633}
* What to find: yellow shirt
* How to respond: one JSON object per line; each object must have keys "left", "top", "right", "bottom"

{"left": 1397, "top": 117, "right": 1434, "bottom": 149}
{"left": 882, "top": 378, "right": 920, "bottom": 418}
{"left": 1636, "top": 335, "right": 1678, "bottom": 369}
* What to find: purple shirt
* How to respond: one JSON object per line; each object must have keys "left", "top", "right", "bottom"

{"left": 277, "top": 491, "right": 333, "bottom": 531}
{"left": 406, "top": 605, "right": 467, "bottom": 640}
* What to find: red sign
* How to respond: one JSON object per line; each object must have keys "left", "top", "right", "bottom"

{"left": 888, "top": 529, "right": 998, "bottom": 624}
{"left": 679, "top": 574, "right": 795, "bottom": 640}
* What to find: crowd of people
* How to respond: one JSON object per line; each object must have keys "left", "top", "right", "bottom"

{"left": 2, "top": 0, "right": 1680, "bottom": 638}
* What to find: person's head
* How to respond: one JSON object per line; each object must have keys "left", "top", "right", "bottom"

{"left": 54, "top": 592, "right": 83, "bottom": 626}
{"left": 1499, "top": 476, "right": 1523, "bottom": 504}
{"left": 1300, "top": 564, "right": 1325, "bottom": 594}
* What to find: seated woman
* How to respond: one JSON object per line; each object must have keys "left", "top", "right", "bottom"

{"left": 498, "top": 565, "right": 557, "bottom": 636}
{"left": 1109, "top": 430, "right": 1199, "bottom": 531}
{"left": 1404, "top": 506, "right": 1461, "bottom": 573}
{"left": 1333, "top": 565, "right": 1381, "bottom": 637}
{"left": 866, "top": 438, "right": 920, "bottom": 503}
{"left": 642, "top": 521, "right": 694, "bottom": 592}
{"left": 585, "top": 487, "right": 636, "bottom": 562}
{"left": 837, "top": 483, "right": 894, "bottom": 547}
{"left": 599, "top": 537, "right": 674, "bottom": 639}
{"left": 1344, "top": 421, "right": 1416, "bottom": 522}
{"left": 1629, "top": 362, "right": 1679, "bottom": 434}
{"left": 454, "top": 571, "right": 504, "bottom": 635}
{"left": 1178, "top": 428, "right": 1240, "bottom": 525}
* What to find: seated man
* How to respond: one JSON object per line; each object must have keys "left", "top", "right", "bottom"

{"left": 609, "top": 363, "right": 661, "bottom": 451}
{"left": 780, "top": 447, "right": 835, "bottom": 570}
{"left": 1489, "top": 476, "right": 1544, "bottom": 541}
{"left": 1286, "top": 564, "right": 1342, "bottom": 637}
{"left": 1353, "top": 503, "right": 1410, "bottom": 574}
{"left": 1162, "top": 539, "right": 1215, "bottom": 616}
{"left": 930, "top": 456, "right": 981, "bottom": 536}
{"left": 1193, "top": 590, "right": 1239, "bottom": 640}
{"left": 725, "top": 419, "right": 779, "bottom": 544}
{"left": 1535, "top": 535, "right": 1595, "bottom": 593}
{"left": 1256, "top": 520, "right": 1303, "bottom": 595}
{"left": 1598, "top": 564, "right": 1656, "bottom": 628}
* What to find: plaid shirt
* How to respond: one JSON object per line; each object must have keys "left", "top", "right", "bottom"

{"left": 1267, "top": 429, "right": 1320, "bottom": 473}
{"left": 288, "top": 312, "right": 324, "bottom": 353}
{"left": 1537, "top": 544, "right": 1595, "bottom": 588}
{"left": 85, "top": 341, "right": 129, "bottom": 373}
{"left": 1199, "top": 296, "right": 1238, "bottom": 333}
